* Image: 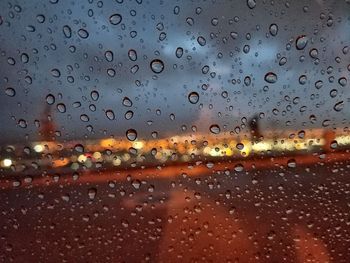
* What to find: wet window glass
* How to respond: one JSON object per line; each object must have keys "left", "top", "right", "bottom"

{"left": 1, "top": 0, "right": 350, "bottom": 262}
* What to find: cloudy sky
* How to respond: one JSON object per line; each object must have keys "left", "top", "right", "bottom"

{"left": 0, "top": 0, "right": 349, "bottom": 143}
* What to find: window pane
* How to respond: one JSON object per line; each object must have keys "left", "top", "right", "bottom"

{"left": 1, "top": 0, "right": 350, "bottom": 262}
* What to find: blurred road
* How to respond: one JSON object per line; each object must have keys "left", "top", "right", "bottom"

{"left": 1, "top": 155, "right": 350, "bottom": 262}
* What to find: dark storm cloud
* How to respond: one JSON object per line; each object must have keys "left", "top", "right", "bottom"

{"left": 0, "top": 0, "right": 349, "bottom": 143}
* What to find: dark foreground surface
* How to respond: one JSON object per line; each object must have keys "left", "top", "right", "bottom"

{"left": 1, "top": 157, "right": 350, "bottom": 263}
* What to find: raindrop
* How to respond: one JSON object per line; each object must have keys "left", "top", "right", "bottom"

{"left": 109, "top": 14, "right": 122, "bottom": 25}
{"left": 125, "top": 110, "right": 133, "bottom": 120}
{"left": 78, "top": 28, "right": 89, "bottom": 39}
{"left": 74, "top": 144, "right": 84, "bottom": 153}
{"left": 159, "top": 32, "right": 166, "bottom": 41}
{"left": 107, "top": 68, "right": 116, "bottom": 77}
{"left": 333, "top": 101, "right": 344, "bottom": 112}
{"left": 186, "top": 17, "right": 194, "bottom": 26}
{"left": 51, "top": 68, "right": 61, "bottom": 77}
{"left": 236, "top": 143, "right": 244, "bottom": 150}
{"left": 7, "top": 57, "right": 16, "bottom": 65}
{"left": 46, "top": 94, "right": 55, "bottom": 105}
{"left": 210, "top": 124, "right": 220, "bottom": 134}
{"left": 80, "top": 114, "right": 89, "bottom": 122}
{"left": 269, "top": 23, "right": 278, "bottom": 36}
{"left": 36, "top": 14, "right": 45, "bottom": 23}
{"left": 234, "top": 163, "right": 244, "bottom": 172}
{"left": 128, "top": 49, "right": 137, "bottom": 61}
{"left": 247, "top": 0, "right": 256, "bottom": 9}
{"left": 88, "top": 188, "right": 97, "bottom": 200}
{"left": 105, "top": 110, "right": 115, "bottom": 120}
{"left": 130, "top": 65, "right": 139, "bottom": 74}
{"left": 202, "top": 65, "right": 209, "bottom": 74}
{"left": 264, "top": 72, "right": 277, "bottom": 83}
{"left": 279, "top": 57, "right": 287, "bottom": 66}
{"left": 188, "top": 92, "right": 199, "bottom": 104}
{"left": 57, "top": 103, "right": 66, "bottom": 113}
{"left": 315, "top": 80, "right": 323, "bottom": 89}
{"left": 18, "top": 119, "right": 27, "bottom": 128}
{"left": 197, "top": 36, "right": 206, "bottom": 46}
{"left": 309, "top": 48, "right": 318, "bottom": 58}
{"left": 21, "top": 53, "right": 29, "bottom": 63}
{"left": 132, "top": 179, "right": 141, "bottom": 189}
{"left": 299, "top": 75, "right": 307, "bottom": 85}
{"left": 330, "top": 140, "right": 338, "bottom": 149}
{"left": 287, "top": 159, "right": 296, "bottom": 168}
{"left": 244, "top": 76, "right": 251, "bottom": 86}
{"left": 211, "top": 18, "right": 218, "bottom": 26}
{"left": 150, "top": 59, "right": 164, "bottom": 73}
{"left": 126, "top": 129, "right": 137, "bottom": 141}
{"left": 122, "top": 97, "right": 133, "bottom": 107}
{"left": 91, "top": 90, "right": 99, "bottom": 101}
{"left": 5, "top": 87, "right": 16, "bottom": 97}
{"left": 338, "top": 77, "right": 347, "bottom": 87}
{"left": 175, "top": 47, "right": 183, "bottom": 58}
{"left": 104, "top": 50, "right": 113, "bottom": 62}
{"left": 230, "top": 31, "right": 238, "bottom": 39}
{"left": 296, "top": 35, "right": 308, "bottom": 50}
{"left": 63, "top": 25, "right": 72, "bottom": 38}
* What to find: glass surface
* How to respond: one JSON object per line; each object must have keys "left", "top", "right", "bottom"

{"left": 1, "top": 0, "right": 350, "bottom": 262}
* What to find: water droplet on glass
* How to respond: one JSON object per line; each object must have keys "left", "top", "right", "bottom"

{"left": 188, "top": 92, "right": 199, "bottom": 104}
{"left": 197, "top": 36, "right": 206, "bottom": 46}
{"left": 132, "top": 179, "right": 141, "bottom": 189}
{"left": 74, "top": 144, "right": 84, "bottom": 153}
{"left": 244, "top": 76, "right": 251, "bottom": 86}
{"left": 130, "top": 65, "right": 139, "bottom": 74}
{"left": 264, "top": 72, "right": 277, "bottom": 83}
{"left": 247, "top": 0, "right": 256, "bottom": 9}
{"left": 330, "top": 140, "right": 338, "bottom": 149}
{"left": 80, "top": 114, "right": 89, "bottom": 122}
{"left": 104, "top": 50, "right": 113, "bottom": 62}
{"left": 287, "top": 159, "right": 296, "bottom": 168}
{"left": 296, "top": 35, "right": 308, "bottom": 50}
{"left": 46, "top": 94, "right": 55, "bottom": 105}
{"left": 122, "top": 97, "right": 133, "bottom": 107}
{"left": 105, "top": 110, "right": 115, "bottom": 120}
{"left": 88, "top": 188, "right": 97, "bottom": 200}
{"left": 57, "top": 103, "right": 66, "bottom": 113}
{"left": 269, "top": 23, "right": 278, "bottom": 36}
{"left": 128, "top": 49, "right": 137, "bottom": 61}
{"left": 211, "top": 18, "right": 218, "bottom": 26}
{"left": 279, "top": 57, "right": 287, "bottom": 66}
{"left": 125, "top": 110, "right": 133, "bottom": 120}
{"left": 175, "top": 47, "right": 183, "bottom": 58}
{"left": 338, "top": 77, "right": 347, "bottom": 87}
{"left": 51, "top": 68, "right": 61, "bottom": 77}
{"left": 333, "top": 101, "right": 344, "bottom": 112}
{"left": 309, "top": 48, "right": 318, "bottom": 58}
{"left": 109, "top": 14, "right": 122, "bottom": 25}
{"left": 315, "top": 80, "right": 323, "bottom": 89}
{"left": 18, "top": 119, "right": 27, "bottom": 128}
{"left": 5, "top": 87, "right": 16, "bottom": 97}
{"left": 299, "top": 75, "right": 307, "bottom": 85}
{"left": 63, "top": 25, "right": 72, "bottom": 38}
{"left": 126, "top": 129, "right": 137, "bottom": 141}
{"left": 91, "top": 90, "right": 99, "bottom": 101}
{"left": 228, "top": 32, "right": 238, "bottom": 41}
{"left": 186, "top": 17, "right": 194, "bottom": 26}
{"left": 36, "top": 14, "right": 45, "bottom": 23}
{"left": 210, "top": 124, "right": 220, "bottom": 134}
{"left": 78, "top": 28, "right": 89, "bottom": 39}
{"left": 234, "top": 163, "right": 244, "bottom": 172}
{"left": 21, "top": 53, "right": 29, "bottom": 63}
{"left": 150, "top": 59, "right": 164, "bottom": 73}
